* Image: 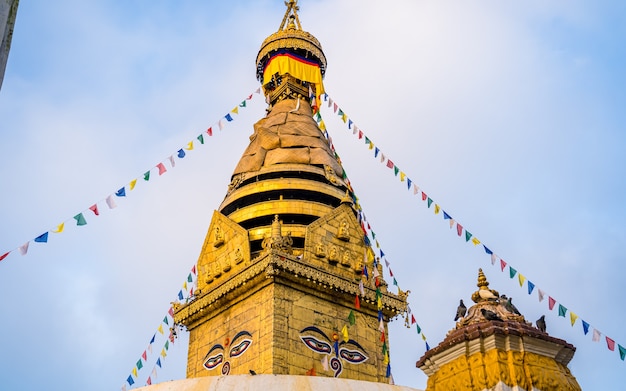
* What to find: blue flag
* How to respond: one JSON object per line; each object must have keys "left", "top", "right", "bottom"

{"left": 127, "top": 375, "right": 135, "bottom": 386}
{"left": 225, "top": 113, "right": 233, "bottom": 122}
{"left": 482, "top": 245, "right": 492, "bottom": 254}
{"left": 116, "top": 187, "right": 126, "bottom": 197}
{"left": 178, "top": 290, "right": 184, "bottom": 300}
{"left": 582, "top": 320, "right": 590, "bottom": 335}
{"left": 177, "top": 149, "right": 186, "bottom": 158}
{"left": 527, "top": 281, "right": 535, "bottom": 295}
{"left": 34, "top": 232, "right": 49, "bottom": 243}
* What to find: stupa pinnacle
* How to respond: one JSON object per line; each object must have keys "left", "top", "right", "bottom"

{"left": 173, "top": 0, "right": 407, "bottom": 383}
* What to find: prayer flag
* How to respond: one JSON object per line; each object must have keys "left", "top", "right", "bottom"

{"left": 127, "top": 376, "right": 135, "bottom": 386}
{"left": 456, "top": 223, "right": 463, "bottom": 236}
{"left": 129, "top": 179, "right": 137, "bottom": 191}
{"left": 89, "top": 204, "right": 99, "bottom": 216}
{"left": 444, "top": 212, "right": 452, "bottom": 220}
{"left": 582, "top": 320, "right": 590, "bottom": 335}
{"left": 156, "top": 358, "right": 162, "bottom": 368}
{"left": 491, "top": 253, "right": 497, "bottom": 265}
{"left": 225, "top": 113, "right": 233, "bottom": 122}
{"left": 207, "top": 127, "right": 213, "bottom": 136}
{"left": 105, "top": 195, "right": 117, "bottom": 209}
{"left": 18, "top": 242, "right": 29, "bottom": 255}
{"left": 158, "top": 324, "right": 164, "bottom": 334}
{"left": 592, "top": 329, "right": 601, "bottom": 342}
{"left": 538, "top": 288, "right": 545, "bottom": 302}
{"left": 231, "top": 106, "right": 238, "bottom": 115}
{"left": 348, "top": 310, "right": 356, "bottom": 325}
{"left": 34, "top": 232, "right": 49, "bottom": 243}
{"left": 0, "top": 252, "right": 9, "bottom": 262}
{"left": 177, "top": 149, "right": 186, "bottom": 158}
{"left": 465, "top": 231, "right": 472, "bottom": 242}
{"left": 143, "top": 171, "right": 150, "bottom": 181}
{"left": 137, "top": 359, "right": 143, "bottom": 370}
{"left": 619, "top": 345, "right": 626, "bottom": 361}
{"left": 558, "top": 304, "right": 567, "bottom": 317}
{"left": 74, "top": 213, "right": 87, "bottom": 226}
{"left": 53, "top": 222, "right": 65, "bottom": 233}
{"left": 197, "top": 134, "right": 204, "bottom": 144}
{"left": 500, "top": 259, "right": 507, "bottom": 271}
{"left": 168, "top": 155, "right": 175, "bottom": 167}
{"left": 341, "top": 325, "right": 349, "bottom": 342}
{"left": 471, "top": 237, "right": 480, "bottom": 246}
{"left": 606, "top": 336, "right": 616, "bottom": 351}
{"left": 427, "top": 198, "right": 433, "bottom": 208}
{"left": 386, "top": 159, "right": 394, "bottom": 168}
{"left": 548, "top": 296, "right": 556, "bottom": 310}
{"left": 116, "top": 187, "right": 126, "bottom": 197}
{"left": 570, "top": 311, "right": 578, "bottom": 326}
{"left": 157, "top": 163, "right": 167, "bottom": 175}
{"left": 434, "top": 204, "right": 440, "bottom": 214}
{"left": 509, "top": 267, "right": 517, "bottom": 278}
{"left": 527, "top": 280, "right": 535, "bottom": 294}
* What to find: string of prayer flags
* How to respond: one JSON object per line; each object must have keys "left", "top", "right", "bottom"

{"left": 323, "top": 93, "right": 624, "bottom": 363}
{"left": 1, "top": 90, "right": 260, "bottom": 267}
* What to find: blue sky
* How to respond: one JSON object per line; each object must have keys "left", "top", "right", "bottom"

{"left": 1, "top": 1, "right": 625, "bottom": 390}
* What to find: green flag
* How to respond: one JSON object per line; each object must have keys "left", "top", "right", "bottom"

{"left": 348, "top": 310, "right": 356, "bottom": 326}
{"left": 144, "top": 171, "right": 150, "bottom": 181}
{"left": 416, "top": 324, "right": 421, "bottom": 334}
{"left": 197, "top": 134, "right": 205, "bottom": 144}
{"left": 509, "top": 267, "right": 517, "bottom": 278}
{"left": 465, "top": 231, "right": 472, "bottom": 242}
{"left": 74, "top": 213, "right": 87, "bottom": 226}
{"left": 427, "top": 198, "right": 433, "bottom": 208}
{"left": 136, "top": 359, "right": 143, "bottom": 370}
{"left": 619, "top": 344, "right": 626, "bottom": 361}
{"left": 558, "top": 304, "right": 567, "bottom": 317}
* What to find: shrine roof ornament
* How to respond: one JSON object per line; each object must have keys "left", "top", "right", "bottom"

{"left": 256, "top": 0, "right": 326, "bottom": 98}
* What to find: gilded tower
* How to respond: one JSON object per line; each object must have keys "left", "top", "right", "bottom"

{"left": 173, "top": 1, "right": 407, "bottom": 382}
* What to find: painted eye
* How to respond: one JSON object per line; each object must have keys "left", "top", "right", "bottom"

{"left": 300, "top": 336, "right": 332, "bottom": 354}
{"left": 229, "top": 339, "right": 252, "bottom": 358}
{"left": 203, "top": 353, "right": 224, "bottom": 370}
{"left": 339, "top": 348, "right": 368, "bottom": 364}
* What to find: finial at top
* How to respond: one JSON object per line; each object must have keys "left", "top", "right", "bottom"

{"left": 279, "top": 0, "right": 302, "bottom": 31}
{"left": 471, "top": 268, "right": 500, "bottom": 303}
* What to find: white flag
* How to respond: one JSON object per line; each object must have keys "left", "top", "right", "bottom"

{"left": 106, "top": 195, "right": 117, "bottom": 209}
{"left": 19, "top": 242, "right": 29, "bottom": 255}
{"left": 592, "top": 329, "right": 601, "bottom": 342}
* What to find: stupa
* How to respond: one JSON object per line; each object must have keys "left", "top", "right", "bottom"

{"left": 156, "top": 1, "right": 413, "bottom": 390}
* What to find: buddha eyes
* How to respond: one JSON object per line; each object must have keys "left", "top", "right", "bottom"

{"left": 339, "top": 348, "right": 368, "bottom": 364}
{"left": 203, "top": 353, "right": 224, "bottom": 370}
{"left": 300, "top": 336, "right": 332, "bottom": 354}
{"left": 230, "top": 339, "right": 252, "bottom": 358}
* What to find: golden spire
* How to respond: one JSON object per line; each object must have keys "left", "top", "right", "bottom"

{"left": 471, "top": 268, "right": 500, "bottom": 303}
{"left": 279, "top": 0, "right": 302, "bottom": 31}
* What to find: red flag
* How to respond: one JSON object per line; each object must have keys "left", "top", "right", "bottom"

{"left": 456, "top": 223, "right": 463, "bottom": 236}
{"left": 191, "top": 265, "right": 197, "bottom": 275}
{"left": 142, "top": 351, "right": 147, "bottom": 361}
{"left": 89, "top": 204, "right": 99, "bottom": 216}
{"left": 0, "top": 252, "right": 9, "bottom": 262}
{"left": 306, "top": 367, "right": 316, "bottom": 376}
{"left": 147, "top": 377, "right": 152, "bottom": 385}
{"left": 421, "top": 192, "right": 427, "bottom": 201}
{"left": 207, "top": 127, "right": 213, "bottom": 136}
{"left": 358, "top": 130, "right": 363, "bottom": 139}
{"left": 375, "top": 277, "right": 380, "bottom": 287}
{"left": 607, "top": 336, "right": 616, "bottom": 351}
{"left": 500, "top": 259, "right": 507, "bottom": 271}
{"left": 157, "top": 163, "right": 167, "bottom": 175}
{"left": 386, "top": 159, "right": 394, "bottom": 168}
{"left": 333, "top": 102, "right": 338, "bottom": 113}
{"left": 380, "top": 332, "right": 386, "bottom": 342}
{"left": 355, "top": 294, "right": 361, "bottom": 309}
{"left": 389, "top": 269, "right": 394, "bottom": 277}
{"left": 548, "top": 296, "right": 556, "bottom": 310}
{"left": 411, "top": 314, "right": 416, "bottom": 324}
{"left": 168, "top": 307, "right": 174, "bottom": 317}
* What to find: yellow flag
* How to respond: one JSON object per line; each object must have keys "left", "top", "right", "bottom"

{"left": 471, "top": 237, "right": 480, "bottom": 246}
{"left": 367, "top": 247, "right": 375, "bottom": 263}
{"left": 231, "top": 106, "right": 239, "bottom": 115}
{"left": 518, "top": 273, "right": 526, "bottom": 287}
{"left": 319, "top": 120, "right": 326, "bottom": 131}
{"left": 186, "top": 141, "right": 194, "bottom": 150}
{"left": 434, "top": 204, "right": 440, "bottom": 214}
{"left": 132, "top": 367, "right": 138, "bottom": 377}
{"left": 400, "top": 172, "right": 406, "bottom": 182}
{"left": 570, "top": 311, "right": 578, "bottom": 326}
{"left": 377, "top": 296, "right": 382, "bottom": 309}
{"left": 383, "top": 351, "right": 389, "bottom": 365}
{"left": 129, "top": 179, "right": 137, "bottom": 191}
{"left": 161, "top": 348, "right": 167, "bottom": 358}
{"left": 158, "top": 324, "right": 164, "bottom": 334}
{"left": 183, "top": 281, "right": 187, "bottom": 290}
{"left": 341, "top": 113, "right": 347, "bottom": 123}
{"left": 53, "top": 223, "right": 65, "bottom": 233}
{"left": 341, "top": 325, "right": 349, "bottom": 342}
{"left": 422, "top": 333, "right": 427, "bottom": 341}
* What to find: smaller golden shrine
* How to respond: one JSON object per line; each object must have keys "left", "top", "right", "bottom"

{"left": 416, "top": 269, "right": 582, "bottom": 391}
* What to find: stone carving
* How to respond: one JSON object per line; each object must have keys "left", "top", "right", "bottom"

{"left": 340, "top": 249, "right": 351, "bottom": 267}
{"left": 314, "top": 241, "right": 326, "bottom": 258}
{"left": 213, "top": 225, "right": 225, "bottom": 247}
{"left": 328, "top": 245, "right": 338, "bottom": 264}
{"left": 336, "top": 219, "right": 349, "bottom": 241}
